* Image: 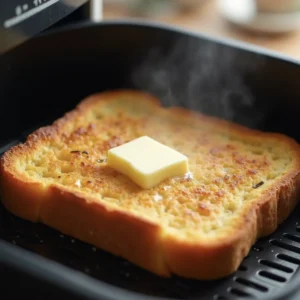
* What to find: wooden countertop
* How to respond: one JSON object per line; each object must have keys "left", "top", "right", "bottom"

{"left": 103, "top": 0, "right": 300, "bottom": 60}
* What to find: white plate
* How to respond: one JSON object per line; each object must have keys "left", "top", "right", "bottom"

{"left": 218, "top": 0, "right": 300, "bottom": 33}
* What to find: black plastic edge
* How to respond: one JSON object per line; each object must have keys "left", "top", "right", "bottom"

{"left": 0, "top": 240, "right": 168, "bottom": 300}
{"left": 1, "top": 230, "right": 300, "bottom": 300}
{"left": 43, "top": 19, "right": 300, "bottom": 67}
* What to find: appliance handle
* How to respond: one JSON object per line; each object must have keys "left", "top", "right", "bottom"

{"left": 89, "top": 0, "right": 103, "bottom": 22}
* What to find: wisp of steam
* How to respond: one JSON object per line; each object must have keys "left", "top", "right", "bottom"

{"left": 132, "top": 36, "right": 265, "bottom": 130}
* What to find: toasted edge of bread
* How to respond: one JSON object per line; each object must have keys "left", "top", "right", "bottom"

{"left": 1, "top": 90, "right": 300, "bottom": 280}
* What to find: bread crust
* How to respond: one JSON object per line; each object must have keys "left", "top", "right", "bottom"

{"left": 1, "top": 90, "right": 300, "bottom": 280}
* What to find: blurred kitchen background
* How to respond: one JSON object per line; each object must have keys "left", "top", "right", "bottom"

{"left": 84, "top": 0, "right": 300, "bottom": 59}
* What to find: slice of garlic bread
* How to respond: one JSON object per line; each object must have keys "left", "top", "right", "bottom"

{"left": 1, "top": 90, "right": 300, "bottom": 279}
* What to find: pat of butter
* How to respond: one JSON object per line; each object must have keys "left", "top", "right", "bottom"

{"left": 107, "top": 136, "right": 189, "bottom": 189}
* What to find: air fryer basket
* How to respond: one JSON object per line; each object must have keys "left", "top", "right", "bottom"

{"left": 1, "top": 21, "right": 300, "bottom": 300}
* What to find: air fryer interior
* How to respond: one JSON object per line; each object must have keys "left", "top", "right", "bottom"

{"left": 1, "top": 22, "right": 300, "bottom": 300}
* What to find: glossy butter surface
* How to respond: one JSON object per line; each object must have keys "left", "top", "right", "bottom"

{"left": 107, "top": 136, "right": 189, "bottom": 189}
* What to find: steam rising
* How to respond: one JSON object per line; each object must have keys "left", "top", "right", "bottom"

{"left": 132, "top": 37, "right": 265, "bottom": 129}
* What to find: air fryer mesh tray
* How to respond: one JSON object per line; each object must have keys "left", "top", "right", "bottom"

{"left": 1, "top": 128, "right": 300, "bottom": 300}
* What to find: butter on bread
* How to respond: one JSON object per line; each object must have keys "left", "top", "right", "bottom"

{"left": 1, "top": 90, "right": 300, "bottom": 280}
{"left": 107, "top": 136, "right": 189, "bottom": 189}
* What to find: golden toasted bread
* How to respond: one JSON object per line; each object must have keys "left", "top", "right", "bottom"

{"left": 1, "top": 90, "right": 300, "bottom": 280}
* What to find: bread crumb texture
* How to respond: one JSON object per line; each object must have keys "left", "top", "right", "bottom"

{"left": 6, "top": 91, "right": 300, "bottom": 242}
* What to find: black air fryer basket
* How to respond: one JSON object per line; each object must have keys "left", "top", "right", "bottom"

{"left": 1, "top": 21, "right": 300, "bottom": 300}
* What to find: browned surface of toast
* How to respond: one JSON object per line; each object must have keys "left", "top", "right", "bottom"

{"left": 1, "top": 90, "right": 300, "bottom": 280}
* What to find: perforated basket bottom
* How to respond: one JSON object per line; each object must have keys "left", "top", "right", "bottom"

{"left": 1, "top": 138, "right": 300, "bottom": 300}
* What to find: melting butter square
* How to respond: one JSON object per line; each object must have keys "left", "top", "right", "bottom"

{"left": 107, "top": 136, "right": 189, "bottom": 189}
